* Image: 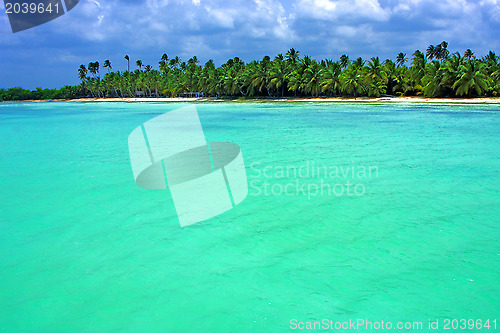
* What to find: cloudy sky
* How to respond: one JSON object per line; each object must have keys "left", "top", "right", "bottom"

{"left": 0, "top": 0, "right": 499, "bottom": 89}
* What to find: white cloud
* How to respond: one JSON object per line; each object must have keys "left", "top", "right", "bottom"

{"left": 147, "top": 0, "right": 169, "bottom": 9}
{"left": 204, "top": 6, "right": 236, "bottom": 29}
{"left": 249, "top": 0, "right": 292, "bottom": 39}
{"left": 296, "top": 0, "right": 390, "bottom": 21}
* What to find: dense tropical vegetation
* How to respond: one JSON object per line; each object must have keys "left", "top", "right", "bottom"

{"left": 1, "top": 42, "right": 499, "bottom": 101}
{"left": 0, "top": 86, "right": 81, "bottom": 101}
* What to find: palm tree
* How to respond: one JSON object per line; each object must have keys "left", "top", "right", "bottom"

{"left": 207, "top": 67, "right": 224, "bottom": 97}
{"left": 428, "top": 41, "right": 449, "bottom": 62}
{"left": 190, "top": 55, "right": 200, "bottom": 65}
{"left": 223, "top": 68, "right": 241, "bottom": 96}
{"left": 367, "top": 57, "right": 386, "bottom": 82}
{"left": 302, "top": 60, "right": 322, "bottom": 97}
{"left": 286, "top": 64, "right": 304, "bottom": 97}
{"left": 78, "top": 64, "right": 88, "bottom": 81}
{"left": 136, "top": 60, "right": 143, "bottom": 71}
{"left": 464, "top": 49, "right": 474, "bottom": 60}
{"left": 426, "top": 45, "right": 437, "bottom": 60}
{"left": 340, "top": 66, "right": 365, "bottom": 97}
{"left": 340, "top": 54, "right": 350, "bottom": 69}
{"left": 184, "top": 57, "right": 202, "bottom": 92}
{"left": 422, "top": 60, "right": 444, "bottom": 97}
{"left": 408, "top": 50, "right": 426, "bottom": 94}
{"left": 103, "top": 60, "right": 112, "bottom": 73}
{"left": 285, "top": 48, "right": 299, "bottom": 64}
{"left": 396, "top": 52, "right": 407, "bottom": 67}
{"left": 169, "top": 56, "right": 180, "bottom": 68}
{"left": 251, "top": 57, "right": 271, "bottom": 95}
{"left": 365, "top": 57, "right": 388, "bottom": 97}
{"left": 453, "top": 60, "right": 493, "bottom": 97}
{"left": 124, "top": 55, "right": 130, "bottom": 72}
{"left": 482, "top": 51, "right": 497, "bottom": 68}
{"left": 88, "top": 61, "right": 99, "bottom": 78}
{"left": 269, "top": 54, "right": 287, "bottom": 97}
{"left": 437, "top": 41, "right": 450, "bottom": 61}
{"left": 383, "top": 59, "right": 398, "bottom": 95}
{"left": 198, "top": 59, "right": 215, "bottom": 95}
{"left": 102, "top": 71, "right": 118, "bottom": 97}
{"left": 77, "top": 64, "right": 88, "bottom": 96}
{"left": 321, "top": 60, "right": 341, "bottom": 96}
{"left": 439, "top": 52, "right": 463, "bottom": 90}
{"left": 352, "top": 57, "right": 365, "bottom": 69}
{"left": 440, "top": 41, "right": 448, "bottom": 50}
{"left": 69, "top": 45, "right": 498, "bottom": 100}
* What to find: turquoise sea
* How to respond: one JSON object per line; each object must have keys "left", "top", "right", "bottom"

{"left": 0, "top": 102, "right": 499, "bottom": 332}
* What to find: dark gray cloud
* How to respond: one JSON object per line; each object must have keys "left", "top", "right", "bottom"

{"left": 0, "top": 0, "right": 498, "bottom": 88}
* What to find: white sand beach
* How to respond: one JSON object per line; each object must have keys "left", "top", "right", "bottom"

{"left": 71, "top": 96, "right": 500, "bottom": 103}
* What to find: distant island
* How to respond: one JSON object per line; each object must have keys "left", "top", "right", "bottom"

{"left": 1, "top": 42, "right": 499, "bottom": 102}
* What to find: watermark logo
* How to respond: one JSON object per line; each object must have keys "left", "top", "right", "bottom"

{"left": 249, "top": 161, "right": 378, "bottom": 199}
{"left": 128, "top": 105, "right": 248, "bottom": 227}
{"left": 4, "top": 0, "right": 79, "bottom": 33}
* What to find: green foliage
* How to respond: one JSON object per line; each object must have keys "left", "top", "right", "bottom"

{"left": 0, "top": 86, "right": 82, "bottom": 101}
{"left": 1, "top": 43, "right": 499, "bottom": 101}
{"left": 0, "top": 87, "right": 35, "bottom": 101}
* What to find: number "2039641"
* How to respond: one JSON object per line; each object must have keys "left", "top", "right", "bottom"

{"left": 5, "top": 2, "right": 61, "bottom": 14}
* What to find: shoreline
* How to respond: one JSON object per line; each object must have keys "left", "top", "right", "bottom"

{"left": 2, "top": 96, "right": 500, "bottom": 104}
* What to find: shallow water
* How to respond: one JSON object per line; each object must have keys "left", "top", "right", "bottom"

{"left": 1, "top": 102, "right": 499, "bottom": 332}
